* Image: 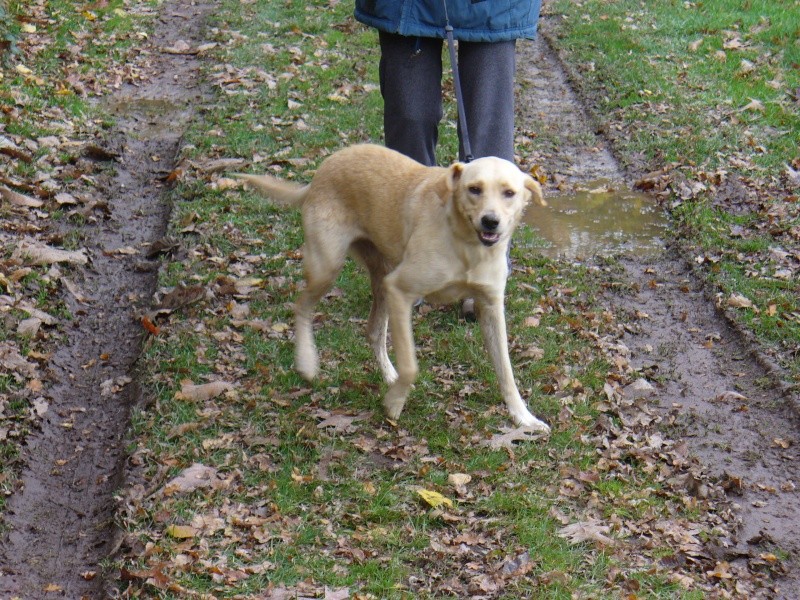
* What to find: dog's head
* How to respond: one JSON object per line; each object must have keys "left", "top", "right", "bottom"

{"left": 446, "top": 157, "right": 546, "bottom": 247}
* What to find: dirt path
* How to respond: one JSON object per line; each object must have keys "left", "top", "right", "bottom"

{"left": 518, "top": 28, "right": 800, "bottom": 596}
{"left": 2, "top": 4, "right": 798, "bottom": 596}
{"left": 0, "top": 1, "right": 209, "bottom": 597}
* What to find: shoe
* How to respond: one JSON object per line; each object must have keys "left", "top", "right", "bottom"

{"left": 461, "top": 298, "right": 476, "bottom": 322}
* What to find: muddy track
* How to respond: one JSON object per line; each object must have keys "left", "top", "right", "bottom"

{"left": 2, "top": 3, "right": 798, "bottom": 597}
{"left": 519, "top": 25, "right": 800, "bottom": 596}
{"left": 0, "top": 1, "right": 209, "bottom": 597}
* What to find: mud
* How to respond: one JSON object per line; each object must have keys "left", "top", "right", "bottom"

{"left": 522, "top": 179, "right": 669, "bottom": 259}
{"left": 518, "top": 29, "right": 800, "bottom": 596}
{"left": 0, "top": 1, "right": 209, "bottom": 597}
{"left": 1, "top": 4, "right": 798, "bottom": 597}
{"left": 618, "top": 256, "right": 800, "bottom": 589}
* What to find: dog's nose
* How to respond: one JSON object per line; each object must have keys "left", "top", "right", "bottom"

{"left": 481, "top": 214, "right": 500, "bottom": 231}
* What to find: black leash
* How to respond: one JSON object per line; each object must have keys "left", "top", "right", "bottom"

{"left": 442, "top": 0, "right": 473, "bottom": 163}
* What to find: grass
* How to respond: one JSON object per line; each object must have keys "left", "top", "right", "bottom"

{"left": 0, "top": 0, "right": 152, "bottom": 521}
{"left": 546, "top": 0, "right": 800, "bottom": 376}
{"left": 110, "top": 1, "right": 747, "bottom": 597}
{"left": 2, "top": 0, "right": 790, "bottom": 596}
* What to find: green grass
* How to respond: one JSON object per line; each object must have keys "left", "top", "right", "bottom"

{"left": 0, "top": 0, "right": 155, "bottom": 523}
{"left": 547, "top": 0, "right": 800, "bottom": 377}
{"left": 110, "top": 2, "right": 738, "bottom": 597}
{"left": 3, "top": 0, "right": 787, "bottom": 596}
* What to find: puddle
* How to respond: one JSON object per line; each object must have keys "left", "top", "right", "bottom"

{"left": 105, "top": 96, "right": 186, "bottom": 115}
{"left": 523, "top": 180, "right": 670, "bottom": 259}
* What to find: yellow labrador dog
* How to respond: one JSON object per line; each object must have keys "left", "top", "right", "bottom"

{"left": 238, "top": 144, "right": 549, "bottom": 432}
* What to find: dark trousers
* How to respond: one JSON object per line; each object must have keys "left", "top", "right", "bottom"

{"left": 378, "top": 32, "right": 517, "bottom": 166}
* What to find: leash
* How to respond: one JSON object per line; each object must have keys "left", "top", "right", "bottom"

{"left": 441, "top": 0, "right": 473, "bottom": 163}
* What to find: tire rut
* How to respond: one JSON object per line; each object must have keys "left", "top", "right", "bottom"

{"left": 518, "top": 30, "right": 800, "bottom": 595}
{"left": 0, "top": 1, "right": 209, "bottom": 597}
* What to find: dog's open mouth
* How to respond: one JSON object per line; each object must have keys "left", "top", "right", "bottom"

{"left": 478, "top": 231, "right": 501, "bottom": 246}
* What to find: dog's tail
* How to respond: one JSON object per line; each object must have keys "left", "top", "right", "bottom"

{"left": 234, "top": 173, "right": 308, "bottom": 208}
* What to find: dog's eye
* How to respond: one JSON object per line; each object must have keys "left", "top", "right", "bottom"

{"left": 503, "top": 189, "right": 516, "bottom": 198}
{"left": 468, "top": 185, "right": 482, "bottom": 195}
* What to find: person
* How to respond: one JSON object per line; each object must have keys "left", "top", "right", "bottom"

{"left": 354, "top": 0, "right": 542, "bottom": 317}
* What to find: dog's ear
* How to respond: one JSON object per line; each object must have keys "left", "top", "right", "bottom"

{"left": 449, "top": 162, "right": 465, "bottom": 188}
{"left": 435, "top": 162, "right": 465, "bottom": 201}
{"left": 524, "top": 176, "right": 547, "bottom": 207}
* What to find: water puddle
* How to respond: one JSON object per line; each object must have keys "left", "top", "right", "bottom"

{"left": 102, "top": 97, "right": 194, "bottom": 137}
{"left": 523, "top": 180, "right": 670, "bottom": 259}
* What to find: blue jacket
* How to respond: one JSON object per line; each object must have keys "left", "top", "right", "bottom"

{"left": 354, "top": 0, "right": 541, "bottom": 42}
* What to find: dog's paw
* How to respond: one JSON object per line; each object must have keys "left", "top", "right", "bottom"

{"left": 513, "top": 411, "right": 551, "bottom": 434}
{"left": 383, "top": 366, "right": 399, "bottom": 386}
{"left": 382, "top": 386, "right": 407, "bottom": 420}
{"left": 295, "top": 348, "right": 319, "bottom": 381}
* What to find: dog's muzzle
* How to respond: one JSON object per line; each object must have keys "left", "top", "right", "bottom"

{"left": 478, "top": 214, "right": 501, "bottom": 246}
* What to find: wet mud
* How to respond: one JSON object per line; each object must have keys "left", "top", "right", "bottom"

{"left": 618, "top": 255, "right": 800, "bottom": 593}
{"left": 522, "top": 180, "right": 669, "bottom": 260}
{"left": 1, "top": 4, "right": 797, "bottom": 597}
{"left": 0, "top": 1, "right": 209, "bottom": 597}
{"left": 518, "top": 28, "right": 800, "bottom": 595}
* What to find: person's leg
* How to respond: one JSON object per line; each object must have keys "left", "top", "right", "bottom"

{"left": 378, "top": 32, "right": 443, "bottom": 166}
{"left": 456, "top": 40, "right": 517, "bottom": 162}
{"left": 456, "top": 40, "right": 517, "bottom": 320}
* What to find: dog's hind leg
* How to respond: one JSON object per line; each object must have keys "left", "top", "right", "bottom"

{"left": 294, "top": 232, "right": 349, "bottom": 381}
{"left": 381, "top": 274, "right": 419, "bottom": 420}
{"left": 353, "top": 242, "right": 398, "bottom": 384}
{"left": 477, "top": 296, "right": 551, "bottom": 433}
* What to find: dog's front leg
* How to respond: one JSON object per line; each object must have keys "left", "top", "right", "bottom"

{"left": 366, "top": 273, "right": 398, "bottom": 385}
{"left": 382, "top": 279, "right": 418, "bottom": 420}
{"left": 478, "top": 298, "right": 551, "bottom": 433}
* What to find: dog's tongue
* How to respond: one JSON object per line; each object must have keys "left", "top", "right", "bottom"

{"left": 480, "top": 231, "right": 500, "bottom": 245}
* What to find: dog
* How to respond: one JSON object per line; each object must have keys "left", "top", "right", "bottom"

{"left": 237, "top": 144, "right": 550, "bottom": 432}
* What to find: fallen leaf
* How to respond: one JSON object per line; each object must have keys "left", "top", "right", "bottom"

{"left": 621, "top": 378, "right": 656, "bottom": 399}
{"left": 0, "top": 185, "right": 43, "bottom": 208}
{"left": 62, "top": 277, "right": 93, "bottom": 304}
{"left": 163, "top": 463, "right": 224, "bottom": 496}
{"left": 13, "top": 240, "right": 88, "bottom": 266}
{"left": 738, "top": 59, "right": 756, "bottom": 76}
{"left": 0, "top": 341, "right": 39, "bottom": 379}
{"left": 523, "top": 316, "right": 540, "bottom": 327}
{"left": 165, "top": 524, "right": 198, "bottom": 539}
{"left": 324, "top": 587, "right": 350, "bottom": 600}
{"left": 194, "top": 157, "right": 247, "bottom": 174}
{"left": 558, "top": 519, "right": 615, "bottom": 546}
{"left": 141, "top": 315, "right": 161, "bottom": 335}
{"left": 727, "top": 293, "right": 753, "bottom": 308}
{"left": 715, "top": 390, "right": 748, "bottom": 403}
{"left": 234, "top": 276, "right": 264, "bottom": 295}
{"left": 481, "top": 426, "right": 548, "bottom": 450}
{"left": 163, "top": 40, "right": 196, "bottom": 55}
{"left": 316, "top": 412, "right": 364, "bottom": 433}
{"left": 448, "top": 473, "right": 472, "bottom": 487}
{"left": 33, "top": 398, "right": 49, "bottom": 416}
{"left": 174, "top": 380, "right": 234, "bottom": 402}
{"left": 54, "top": 192, "right": 79, "bottom": 205}
{"left": 155, "top": 284, "right": 206, "bottom": 312}
{"left": 706, "top": 561, "right": 733, "bottom": 579}
{"left": 519, "top": 345, "right": 544, "bottom": 359}
{"left": 416, "top": 488, "right": 454, "bottom": 509}
{"left": 17, "top": 317, "right": 42, "bottom": 336}
{"left": 723, "top": 37, "right": 745, "bottom": 50}
{"left": 106, "top": 245, "right": 138, "bottom": 256}
{"left": 100, "top": 376, "right": 132, "bottom": 397}
{"left": 740, "top": 98, "right": 765, "bottom": 113}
